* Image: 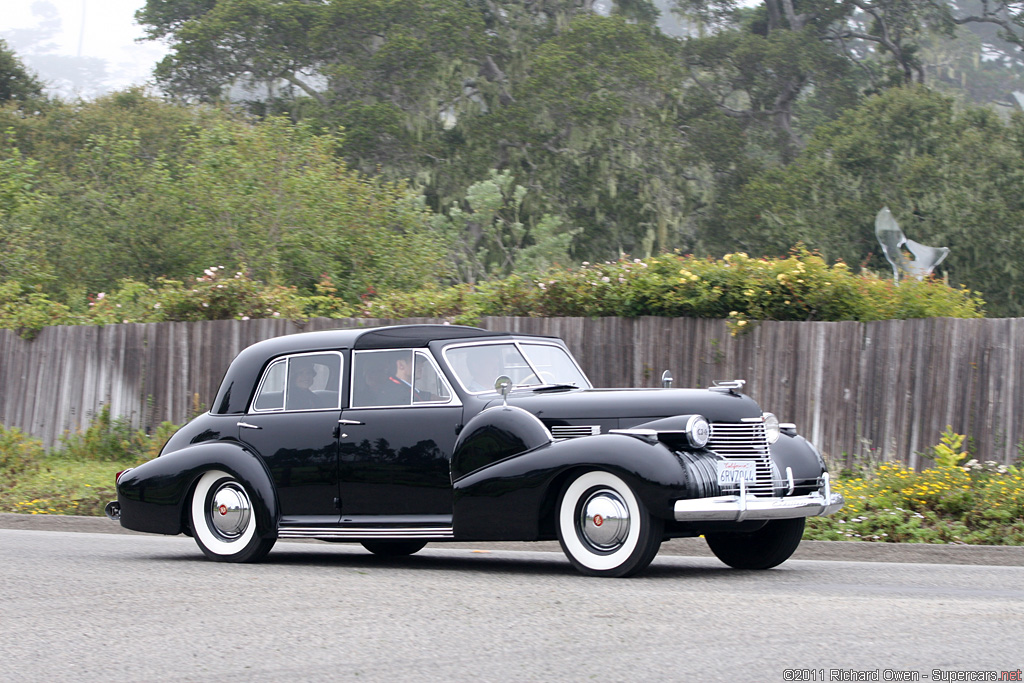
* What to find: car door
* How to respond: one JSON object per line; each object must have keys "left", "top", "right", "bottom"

{"left": 337, "top": 348, "right": 461, "bottom": 522}
{"left": 238, "top": 351, "right": 344, "bottom": 526}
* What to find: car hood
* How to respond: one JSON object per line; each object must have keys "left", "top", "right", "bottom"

{"left": 496, "top": 387, "right": 762, "bottom": 425}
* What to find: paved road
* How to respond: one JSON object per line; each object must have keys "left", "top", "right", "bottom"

{"left": 2, "top": 519, "right": 1023, "bottom": 682}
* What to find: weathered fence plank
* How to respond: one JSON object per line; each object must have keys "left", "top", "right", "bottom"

{"left": 2, "top": 316, "right": 1022, "bottom": 466}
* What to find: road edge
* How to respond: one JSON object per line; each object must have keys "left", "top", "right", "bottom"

{"left": 2, "top": 512, "right": 1022, "bottom": 566}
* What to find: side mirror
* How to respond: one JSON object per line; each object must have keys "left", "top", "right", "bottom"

{"left": 495, "top": 375, "right": 512, "bottom": 405}
{"left": 661, "top": 370, "right": 674, "bottom": 388}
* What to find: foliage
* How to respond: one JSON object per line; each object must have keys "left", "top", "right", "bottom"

{"left": 58, "top": 406, "right": 178, "bottom": 463}
{"left": 0, "top": 39, "right": 43, "bottom": 104}
{"left": 0, "top": 281, "right": 73, "bottom": 339}
{"left": 708, "top": 87, "right": 1024, "bottom": 317}
{"left": 437, "top": 169, "right": 580, "bottom": 283}
{"left": 926, "top": 425, "right": 969, "bottom": 468}
{"left": 0, "top": 425, "right": 45, "bottom": 483}
{"left": 805, "top": 457, "right": 1024, "bottom": 545}
{"left": 0, "top": 98, "right": 449, "bottom": 304}
{"left": 0, "top": 409, "right": 178, "bottom": 516}
{"left": 361, "top": 249, "right": 984, "bottom": 331}
{"left": 0, "top": 250, "right": 982, "bottom": 338}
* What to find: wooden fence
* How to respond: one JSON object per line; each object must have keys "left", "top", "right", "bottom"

{"left": 2, "top": 316, "right": 1022, "bottom": 467}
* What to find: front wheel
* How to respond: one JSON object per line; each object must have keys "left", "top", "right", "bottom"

{"left": 556, "top": 470, "right": 663, "bottom": 577}
{"left": 705, "top": 517, "right": 805, "bottom": 569}
{"left": 360, "top": 540, "right": 428, "bottom": 556}
{"left": 190, "top": 470, "right": 276, "bottom": 563}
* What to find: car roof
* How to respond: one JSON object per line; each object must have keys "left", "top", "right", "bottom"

{"left": 210, "top": 324, "right": 558, "bottom": 414}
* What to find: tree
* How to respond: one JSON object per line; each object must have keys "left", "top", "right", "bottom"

{"left": 0, "top": 39, "right": 43, "bottom": 104}
{"left": 706, "top": 86, "right": 1024, "bottom": 316}
{"left": 437, "top": 169, "right": 580, "bottom": 283}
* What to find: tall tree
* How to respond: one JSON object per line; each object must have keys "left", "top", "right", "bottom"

{"left": 0, "top": 39, "right": 43, "bottom": 104}
{"left": 706, "top": 86, "right": 1024, "bottom": 316}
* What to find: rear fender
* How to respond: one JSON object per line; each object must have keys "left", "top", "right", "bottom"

{"left": 117, "top": 441, "right": 279, "bottom": 537}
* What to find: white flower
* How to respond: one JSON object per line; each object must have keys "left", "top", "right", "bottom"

{"left": 241, "top": 316, "right": 250, "bottom": 321}
{"left": 601, "top": 276, "right": 610, "bottom": 283}
{"left": 202, "top": 303, "right": 209, "bottom": 308}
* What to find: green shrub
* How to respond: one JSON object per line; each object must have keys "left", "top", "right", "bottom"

{"left": 0, "top": 424, "right": 45, "bottom": 481}
{"left": 0, "top": 248, "right": 988, "bottom": 337}
{"left": 362, "top": 248, "right": 984, "bottom": 331}
{"left": 806, "top": 433, "right": 1024, "bottom": 544}
{"left": 0, "top": 410, "right": 180, "bottom": 515}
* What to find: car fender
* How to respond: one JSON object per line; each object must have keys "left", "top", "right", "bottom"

{"left": 452, "top": 432, "right": 697, "bottom": 541}
{"left": 117, "top": 440, "right": 280, "bottom": 537}
{"left": 769, "top": 432, "right": 828, "bottom": 486}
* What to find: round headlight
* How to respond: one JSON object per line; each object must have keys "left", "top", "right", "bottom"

{"left": 763, "top": 412, "right": 780, "bottom": 444}
{"left": 685, "top": 415, "right": 711, "bottom": 449}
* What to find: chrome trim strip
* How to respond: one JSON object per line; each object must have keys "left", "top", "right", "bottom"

{"left": 551, "top": 425, "right": 601, "bottom": 438}
{"left": 278, "top": 526, "right": 455, "bottom": 539}
{"left": 674, "top": 489, "right": 845, "bottom": 522}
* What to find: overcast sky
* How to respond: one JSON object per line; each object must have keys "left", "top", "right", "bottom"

{"left": 1, "top": 0, "right": 168, "bottom": 98}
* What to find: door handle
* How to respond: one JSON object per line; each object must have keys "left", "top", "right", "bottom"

{"left": 338, "top": 419, "right": 364, "bottom": 425}
{"left": 237, "top": 422, "right": 262, "bottom": 430}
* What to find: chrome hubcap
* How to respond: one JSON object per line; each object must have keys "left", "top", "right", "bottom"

{"left": 209, "top": 482, "right": 251, "bottom": 540}
{"left": 579, "top": 489, "right": 630, "bottom": 551}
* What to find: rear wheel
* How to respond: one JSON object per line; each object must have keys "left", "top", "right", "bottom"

{"left": 190, "top": 470, "right": 276, "bottom": 563}
{"left": 556, "top": 470, "right": 663, "bottom": 577}
{"left": 360, "top": 540, "right": 428, "bottom": 556}
{"left": 705, "top": 517, "right": 805, "bottom": 569}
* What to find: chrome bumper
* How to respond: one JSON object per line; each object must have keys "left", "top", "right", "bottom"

{"left": 674, "top": 472, "right": 844, "bottom": 523}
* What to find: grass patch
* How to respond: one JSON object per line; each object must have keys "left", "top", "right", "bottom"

{"left": 0, "top": 407, "right": 178, "bottom": 516}
{"left": 0, "top": 456, "right": 138, "bottom": 516}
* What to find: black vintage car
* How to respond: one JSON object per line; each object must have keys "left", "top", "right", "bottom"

{"left": 108, "top": 324, "right": 843, "bottom": 577}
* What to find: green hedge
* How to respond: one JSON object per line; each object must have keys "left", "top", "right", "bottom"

{"left": 1, "top": 249, "right": 984, "bottom": 338}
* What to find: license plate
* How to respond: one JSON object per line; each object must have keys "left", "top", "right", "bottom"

{"left": 717, "top": 460, "right": 757, "bottom": 485}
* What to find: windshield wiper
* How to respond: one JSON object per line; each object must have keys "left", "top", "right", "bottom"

{"left": 525, "top": 383, "right": 578, "bottom": 393}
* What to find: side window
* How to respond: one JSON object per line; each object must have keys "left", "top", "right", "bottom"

{"left": 413, "top": 351, "right": 452, "bottom": 403}
{"left": 351, "top": 349, "right": 456, "bottom": 407}
{"left": 352, "top": 350, "right": 414, "bottom": 407}
{"left": 253, "top": 359, "right": 286, "bottom": 411}
{"left": 252, "top": 352, "right": 342, "bottom": 412}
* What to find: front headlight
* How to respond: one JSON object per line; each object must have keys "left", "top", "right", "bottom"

{"left": 763, "top": 412, "right": 780, "bottom": 444}
{"left": 685, "top": 415, "right": 711, "bottom": 449}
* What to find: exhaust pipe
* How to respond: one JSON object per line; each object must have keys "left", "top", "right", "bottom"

{"left": 104, "top": 501, "right": 121, "bottom": 521}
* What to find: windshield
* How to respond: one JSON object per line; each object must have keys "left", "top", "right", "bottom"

{"left": 444, "top": 342, "right": 591, "bottom": 394}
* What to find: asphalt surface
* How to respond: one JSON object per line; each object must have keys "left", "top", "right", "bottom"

{"left": 2, "top": 523, "right": 1023, "bottom": 682}
{"left": 2, "top": 512, "right": 1023, "bottom": 565}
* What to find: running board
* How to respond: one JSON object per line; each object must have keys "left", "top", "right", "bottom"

{"left": 278, "top": 526, "right": 454, "bottom": 540}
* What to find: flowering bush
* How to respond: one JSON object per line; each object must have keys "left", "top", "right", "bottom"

{"left": 363, "top": 248, "right": 984, "bottom": 332}
{"left": 0, "top": 249, "right": 987, "bottom": 338}
{"left": 805, "top": 433, "right": 1024, "bottom": 544}
{"left": 86, "top": 266, "right": 307, "bottom": 324}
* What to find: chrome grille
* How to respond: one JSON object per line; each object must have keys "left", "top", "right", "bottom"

{"left": 551, "top": 425, "right": 601, "bottom": 439}
{"left": 708, "top": 421, "right": 774, "bottom": 496}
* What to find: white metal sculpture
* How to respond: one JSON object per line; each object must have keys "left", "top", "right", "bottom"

{"left": 874, "top": 207, "right": 949, "bottom": 284}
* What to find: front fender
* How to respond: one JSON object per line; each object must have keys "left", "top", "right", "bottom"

{"left": 769, "top": 432, "right": 828, "bottom": 491}
{"left": 117, "top": 441, "right": 280, "bottom": 537}
{"left": 452, "top": 433, "right": 696, "bottom": 541}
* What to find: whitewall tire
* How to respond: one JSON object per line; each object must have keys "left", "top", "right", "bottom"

{"left": 190, "top": 470, "right": 275, "bottom": 563}
{"left": 556, "top": 470, "right": 663, "bottom": 577}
